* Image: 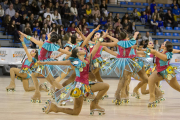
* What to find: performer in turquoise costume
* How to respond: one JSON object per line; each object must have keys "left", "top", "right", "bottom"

{"left": 148, "top": 41, "right": 180, "bottom": 107}
{"left": 19, "top": 31, "right": 71, "bottom": 103}
{"left": 40, "top": 28, "right": 109, "bottom": 116}
{"left": 6, "top": 35, "right": 48, "bottom": 92}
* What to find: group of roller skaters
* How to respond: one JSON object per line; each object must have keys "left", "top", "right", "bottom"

{"left": 5, "top": 25, "right": 180, "bottom": 116}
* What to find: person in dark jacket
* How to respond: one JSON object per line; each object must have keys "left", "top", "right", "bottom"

{"left": 165, "top": 9, "right": 178, "bottom": 29}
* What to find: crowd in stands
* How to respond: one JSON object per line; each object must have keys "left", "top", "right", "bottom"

{"left": 0, "top": 0, "right": 179, "bottom": 50}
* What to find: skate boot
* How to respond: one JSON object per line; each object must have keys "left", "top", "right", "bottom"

{"left": 148, "top": 102, "right": 157, "bottom": 108}
{"left": 6, "top": 82, "right": 15, "bottom": 92}
{"left": 90, "top": 100, "right": 105, "bottom": 116}
{"left": 31, "top": 92, "right": 41, "bottom": 103}
{"left": 42, "top": 100, "right": 58, "bottom": 114}
{"left": 39, "top": 82, "right": 49, "bottom": 92}
{"left": 131, "top": 91, "right": 140, "bottom": 99}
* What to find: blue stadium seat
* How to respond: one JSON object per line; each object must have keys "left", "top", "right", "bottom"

{"left": 142, "top": 8, "right": 146, "bottom": 11}
{"left": 173, "top": 46, "right": 180, "bottom": 49}
{"left": 165, "top": 4, "right": 170, "bottom": 7}
{"left": 164, "top": 39, "right": 171, "bottom": 42}
{"left": 163, "top": 9, "right": 167, "bottom": 13}
{"left": 128, "top": 2, "right": 133, "bottom": 5}
{"left": 174, "top": 27, "right": 180, "bottom": 30}
{"left": 166, "top": 27, "right": 172, "bottom": 30}
{"left": 172, "top": 39, "right": 179, "bottom": 43}
{"left": 135, "top": 2, "right": 141, "bottom": 6}
{"left": 120, "top": 1, "right": 126, "bottom": 5}
{"left": 143, "top": 3, "right": 149, "bottom": 6}
{"left": 156, "top": 32, "right": 163, "bottom": 36}
{"left": 127, "top": 7, "right": 133, "bottom": 11}
{"left": 165, "top": 33, "right": 171, "bottom": 36}
{"left": 157, "top": 9, "right": 160, "bottom": 11}
{"left": 86, "top": 22, "right": 89, "bottom": 25}
{"left": 158, "top": 4, "right": 163, "bottom": 7}
{"left": 173, "top": 33, "right": 179, "bottom": 36}
{"left": 136, "top": 8, "right": 141, "bottom": 11}
{"left": 90, "top": 29, "right": 93, "bottom": 32}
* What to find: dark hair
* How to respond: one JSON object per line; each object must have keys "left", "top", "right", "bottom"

{"left": 120, "top": 32, "right": 127, "bottom": 40}
{"left": 50, "top": 32, "right": 58, "bottom": 43}
{"left": 71, "top": 34, "right": 77, "bottom": 44}
{"left": 34, "top": 50, "right": 38, "bottom": 60}
{"left": 25, "top": 28, "right": 31, "bottom": 35}
{"left": 70, "top": 47, "right": 78, "bottom": 58}
{"left": 165, "top": 41, "right": 173, "bottom": 52}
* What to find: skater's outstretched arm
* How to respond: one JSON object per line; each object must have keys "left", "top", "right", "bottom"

{"left": 38, "top": 60, "right": 72, "bottom": 66}
{"left": 55, "top": 47, "right": 70, "bottom": 59}
{"left": 81, "top": 25, "right": 101, "bottom": 48}
{"left": 75, "top": 28, "right": 86, "bottom": 41}
{"left": 172, "top": 49, "right": 180, "bottom": 53}
{"left": 19, "top": 35, "right": 33, "bottom": 62}
{"left": 87, "top": 41, "right": 101, "bottom": 61}
{"left": 19, "top": 31, "right": 43, "bottom": 48}
{"left": 103, "top": 46, "right": 118, "bottom": 56}
{"left": 100, "top": 41, "right": 117, "bottom": 47}
{"left": 57, "top": 48, "right": 71, "bottom": 56}
{"left": 150, "top": 49, "right": 168, "bottom": 61}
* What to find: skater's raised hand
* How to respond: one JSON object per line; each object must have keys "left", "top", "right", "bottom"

{"left": 19, "top": 35, "right": 24, "bottom": 42}
{"left": 75, "top": 27, "right": 81, "bottom": 34}
{"left": 102, "top": 30, "right": 108, "bottom": 38}
{"left": 94, "top": 25, "right": 101, "bottom": 31}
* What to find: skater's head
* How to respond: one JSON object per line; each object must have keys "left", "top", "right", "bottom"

{"left": 71, "top": 47, "right": 86, "bottom": 58}
{"left": 147, "top": 41, "right": 154, "bottom": 49}
{"left": 93, "top": 32, "right": 102, "bottom": 41}
{"left": 48, "top": 32, "right": 59, "bottom": 43}
{"left": 30, "top": 49, "right": 38, "bottom": 60}
{"left": 165, "top": 41, "right": 173, "bottom": 52}
{"left": 120, "top": 31, "right": 128, "bottom": 40}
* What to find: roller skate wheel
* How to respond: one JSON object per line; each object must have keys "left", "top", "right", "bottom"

{"left": 87, "top": 100, "right": 90, "bottom": 102}
{"left": 90, "top": 111, "right": 94, "bottom": 115}
{"left": 84, "top": 98, "right": 87, "bottom": 101}
{"left": 119, "top": 102, "right": 121, "bottom": 105}
{"left": 112, "top": 100, "right": 114, "bottom": 103}
{"left": 98, "top": 112, "right": 103, "bottom": 115}
{"left": 154, "top": 104, "right": 157, "bottom": 107}
{"left": 101, "top": 97, "right": 104, "bottom": 100}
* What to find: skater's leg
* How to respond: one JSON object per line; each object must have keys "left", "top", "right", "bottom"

{"left": 62, "top": 71, "right": 76, "bottom": 87}
{"left": 166, "top": 76, "right": 180, "bottom": 92}
{"left": 22, "top": 79, "right": 35, "bottom": 91}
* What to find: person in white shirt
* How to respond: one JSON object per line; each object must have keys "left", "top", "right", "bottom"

{"left": 93, "top": 13, "right": 99, "bottom": 28}
{"left": 70, "top": 4, "right": 79, "bottom": 21}
{"left": 5, "top": 3, "right": 15, "bottom": 17}
{"left": 51, "top": 9, "right": 62, "bottom": 25}
{"left": 0, "top": 4, "right": 4, "bottom": 18}
{"left": 43, "top": 8, "right": 52, "bottom": 21}
{"left": 142, "top": 31, "right": 153, "bottom": 41}
{"left": 64, "top": 0, "right": 71, "bottom": 8}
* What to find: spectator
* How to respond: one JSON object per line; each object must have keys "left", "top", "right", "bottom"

{"left": 2, "top": 15, "right": 11, "bottom": 35}
{"left": 100, "top": 0, "right": 107, "bottom": 15}
{"left": 67, "top": 22, "right": 76, "bottom": 34}
{"left": 44, "top": 8, "right": 52, "bottom": 21}
{"left": 64, "top": 0, "right": 71, "bottom": 8}
{"left": 62, "top": 3, "right": 71, "bottom": 21}
{"left": 122, "top": 18, "right": 130, "bottom": 29}
{"left": 150, "top": 0, "right": 156, "bottom": 14}
{"left": 59, "top": 0, "right": 64, "bottom": 9}
{"left": 32, "top": 31, "right": 39, "bottom": 48}
{"left": 52, "top": 9, "right": 62, "bottom": 25}
{"left": 145, "top": 6, "right": 151, "bottom": 20}
{"left": 1, "top": 0, "right": 8, "bottom": 11}
{"left": 0, "top": 4, "right": 4, "bottom": 19}
{"left": 83, "top": 24, "right": 90, "bottom": 35}
{"left": 151, "top": 15, "right": 158, "bottom": 35}
{"left": 53, "top": 2, "right": 61, "bottom": 14}
{"left": 19, "top": 0, "right": 26, "bottom": 5}
{"left": 159, "top": 7, "right": 165, "bottom": 20}
{"left": 19, "top": 6, "right": 27, "bottom": 17}
{"left": 132, "top": 8, "right": 140, "bottom": 22}
{"left": 11, "top": 12, "right": 21, "bottom": 30}
{"left": 37, "top": 0, "right": 42, "bottom": 10}
{"left": 122, "top": 13, "right": 130, "bottom": 23}
{"left": 80, "top": 0, "right": 85, "bottom": 8}
{"left": 86, "top": 4, "right": 92, "bottom": 20}
{"left": 92, "top": 6, "right": 100, "bottom": 17}
{"left": 78, "top": 17, "right": 87, "bottom": 28}
{"left": 48, "top": 2, "right": 54, "bottom": 12}
{"left": 77, "top": 24, "right": 82, "bottom": 31}
{"left": 78, "top": 4, "right": 86, "bottom": 19}
{"left": 24, "top": 23, "right": 31, "bottom": 33}
{"left": 57, "top": 35, "right": 63, "bottom": 48}
{"left": 130, "top": 22, "right": 137, "bottom": 34}
{"left": 107, "top": 12, "right": 113, "bottom": 22}
{"left": 72, "top": 0, "right": 80, "bottom": 9}
{"left": 172, "top": 5, "right": 180, "bottom": 21}
{"left": 151, "top": 5, "right": 157, "bottom": 14}
{"left": 20, "top": 13, "right": 28, "bottom": 32}
{"left": 30, "top": 1, "right": 40, "bottom": 16}
{"left": 36, "top": 15, "right": 43, "bottom": 29}
{"left": 59, "top": 29, "right": 65, "bottom": 38}
{"left": 114, "top": 19, "right": 122, "bottom": 29}
{"left": 143, "top": 40, "right": 149, "bottom": 48}
{"left": 70, "top": 4, "right": 79, "bottom": 22}
{"left": 5, "top": 3, "right": 15, "bottom": 17}
{"left": 50, "top": 23, "right": 58, "bottom": 34}
{"left": 171, "top": 0, "right": 178, "bottom": 9}
{"left": 136, "top": 33, "right": 142, "bottom": 44}
{"left": 94, "top": 0, "right": 101, "bottom": 10}
{"left": 8, "top": 20, "right": 20, "bottom": 43}
{"left": 140, "top": 11, "right": 147, "bottom": 24}
{"left": 158, "top": 17, "right": 164, "bottom": 32}
{"left": 100, "top": 13, "right": 107, "bottom": 29}
{"left": 152, "top": 9, "right": 159, "bottom": 21}
{"left": 27, "top": 13, "right": 35, "bottom": 29}
{"left": 106, "top": 18, "right": 113, "bottom": 26}
{"left": 93, "top": 13, "right": 99, "bottom": 28}
{"left": 40, "top": 33, "right": 47, "bottom": 42}
{"left": 44, "top": 15, "right": 52, "bottom": 27}
{"left": 13, "top": 0, "right": 22, "bottom": 12}
{"left": 24, "top": 0, "right": 31, "bottom": 15}
{"left": 33, "top": 22, "right": 41, "bottom": 36}
{"left": 82, "top": 27, "right": 88, "bottom": 37}
{"left": 114, "top": 13, "right": 120, "bottom": 22}
{"left": 154, "top": 40, "right": 160, "bottom": 51}
{"left": 165, "top": 9, "right": 178, "bottom": 28}
{"left": 142, "top": 31, "right": 153, "bottom": 41}
{"left": 123, "top": 24, "right": 130, "bottom": 34}
{"left": 107, "top": 24, "right": 114, "bottom": 34}
{"left": 42, "top": 23, "right": 49, "bottom": 34}
{"left": 115, "top": 26, "right": 121, "bottom": 35}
